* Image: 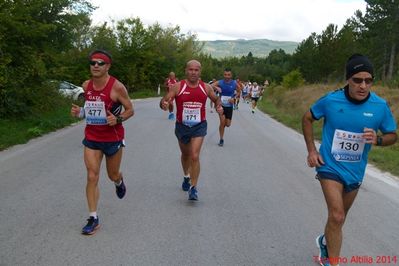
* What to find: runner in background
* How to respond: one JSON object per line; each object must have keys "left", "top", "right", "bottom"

{"left": 250, "top": 82, "right": 261, "bottom": 113}
{"left": 212, "top": 68, "right": 242, "bottom": 147}
{"left": 164, "top": 72, "right": 178, "bottom": 120}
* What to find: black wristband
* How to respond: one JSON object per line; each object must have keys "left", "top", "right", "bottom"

{"left": 116, "top": 116, "right": 123, "bottom": 124}
{"left": 376, "top": 136, "right": 383, "bottom": 146}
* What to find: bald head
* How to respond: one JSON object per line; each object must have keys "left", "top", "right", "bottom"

{"left": 185, "top": 59, "right": 202, "bottom": 84}
{"left": 186, "top": 60, "right": 201, "bottom": 69}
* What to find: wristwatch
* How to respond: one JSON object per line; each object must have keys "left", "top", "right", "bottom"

{"left": 116, "top": 116, "right": 123, "bottom": 124}
{"left": 376, "top": 136, "right": 383, "bottom": 146}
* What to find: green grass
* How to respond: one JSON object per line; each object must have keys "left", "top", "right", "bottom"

{"left": 0, "top": 105, "right": 79, "bottom": 151}
{"left": 257, "top": 87, "right": 399, "bottom": 177}
{"left": 368, "top": 146, "right": 399, "bottom": 176}
{"left": 258, "top": 97, "right": 323, "bottom": 139}
{"left": 0, "top": 89, "right": 159, "bottom": 151}
{"left": 130, "top": 89, "right": 159, "bottom": 99}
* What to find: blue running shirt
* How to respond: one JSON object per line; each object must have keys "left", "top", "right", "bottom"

{"left": 311, "top": 88, "right": 397, "bottom": 186}
{"left": 218, "top": 79, "right": 237, "bottom": 107}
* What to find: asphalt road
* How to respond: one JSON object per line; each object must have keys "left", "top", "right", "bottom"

{"left": 1, "top": 98, "right": 398, "bottom": 266}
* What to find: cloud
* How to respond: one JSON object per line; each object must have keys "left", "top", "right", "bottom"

{"left": 90, "top": 0, "right": 366, "bottom": 42}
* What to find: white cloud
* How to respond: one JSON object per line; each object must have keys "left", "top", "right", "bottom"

{"left": 90, "top": 0, "right": 366, "bottom": 42}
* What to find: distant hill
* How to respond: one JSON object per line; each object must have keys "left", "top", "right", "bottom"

{"left": 199, "top": 39, "right": 298, "bottom": 58}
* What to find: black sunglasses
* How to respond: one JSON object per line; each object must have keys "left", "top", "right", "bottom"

{"left": 89, "top": 60, "right": 107, "bottom": 66}
{"left": 351, "top": 77, "right": 373, "bottom": 85}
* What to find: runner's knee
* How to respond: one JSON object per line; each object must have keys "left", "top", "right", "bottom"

{"left": 87, "top": 172, "right": 100, "bottom": 183}
{"left": 191, "top": 152, "right": 200, "bottom": 162}
{"left": 108, "top": 172, "right": 120, "bottom": 182}
{"left": 328, "top": 210, "right": 346, "bottom": 227}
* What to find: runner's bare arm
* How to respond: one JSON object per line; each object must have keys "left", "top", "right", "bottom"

{"left": 70, "top": 80, "right": 89, "bottom": 117}
{"left": 302, "top": 110, "right": 324, "bottom": 167}
{"left": 211, "top": 80, "right": 222, "bottom": 93}
{"left": 370, "top": 130, "right": 397, "bottom": 146}
{"left": 206, "top": 84, "right": 223, "bottom": 114}
{"left": 236, "top": 80, "right": 243, "bottom": 95}
{"left": 112, "top": 81, "right": 134, "bottom": 122}
{"left": 82, "top": 80, "right": 89, "bottom": 92}
{"left": 163, "top": 78, "right": 169, "bottom": 89}
{"left": 71, "top": 104, "right": 81, "bottom": 117}
{"left": 160, "top": 82, "right": 179, "bottom": 110}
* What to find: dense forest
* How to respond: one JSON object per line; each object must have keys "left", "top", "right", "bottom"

{"left": 0, "top": 0, "right": 398, "bottom": 118}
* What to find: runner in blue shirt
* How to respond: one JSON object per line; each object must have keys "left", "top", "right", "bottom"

{"left": 212, "top": 68, "right": 242, "bottom": 146}
{"left": 302, "top": 54, "right": 397, "bottom": 266}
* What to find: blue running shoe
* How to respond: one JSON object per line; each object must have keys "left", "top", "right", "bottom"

{"left": 115, "top": 178, "right": 126, "bottom": 199}
{"left": 182, "top": 177, "right": 190, "bottom": 191}
{"left": 188, "top": 186, "right": 198, "bottom": 201}
{"left": 168, "top": 113, "right": 175, "bottom": 120}
{"left": 218, "top": 139, "right": 224, "bottom": 147}
{"left": 82, "top": 216, "right": 99, "bottom": 235}
{"left": 316, "top": 234, "right": 330, "bottom": 266}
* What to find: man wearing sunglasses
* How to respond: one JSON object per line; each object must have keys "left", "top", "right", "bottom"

{"left": 71, "top": 49, "right": 134, "bottom": 235}
{"left": 302, "top": 54, "right": 397, "bottom": 266}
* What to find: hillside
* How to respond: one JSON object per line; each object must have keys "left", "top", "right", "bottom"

{"left": 200, "top": 39, "right": 298, "bottom": 58}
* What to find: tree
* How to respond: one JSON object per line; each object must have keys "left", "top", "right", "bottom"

{"left": 362, "top": 0, "right": 399, "bottom": 80}
{"left": 0, "top": 0, "right": 94, "bottom": 117}
{"left": 316, "top": 24, "right": 341, "bottom": 82}
{"left": 292, "top": 33, "right": 319, "bottom": 82}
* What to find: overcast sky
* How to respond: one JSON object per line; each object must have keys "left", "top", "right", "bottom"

{"left": 90, "top": 0, "right": 367, "bottom": 42}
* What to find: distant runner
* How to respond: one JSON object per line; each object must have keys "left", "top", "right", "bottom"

{"left": 164, "top": 72, "right": 178, "bottom": 120}
{"left": 250, "top": 82, "right": 261, "bottom": 113}
{"left": 212, "top": 68, "right": 242, "bottom": 147}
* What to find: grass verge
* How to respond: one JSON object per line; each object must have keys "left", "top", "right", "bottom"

{"left": 0, "top": 105, "right": 79, "bottom": 150}
{"left": 1, "top": 89, "right": 158, "bottom": 151}
{"left": 130, "top": 89, "right": 159, "bottom": 99}
{"left": 257, "top": 85, "right": 399, "bottom": 177}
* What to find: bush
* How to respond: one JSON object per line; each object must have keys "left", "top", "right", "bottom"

{"left": 385, "top": 72, "right": 399, "bottom": 89}
{"left": 0, "top": 82, "right": 70, "bottom": 118}
{"left": 282, "top": 69, "right": 305, "bottom": 89}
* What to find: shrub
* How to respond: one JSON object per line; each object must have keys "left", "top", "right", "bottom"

{"left": 282, "top": 69, "right": 305, "bottom": 89}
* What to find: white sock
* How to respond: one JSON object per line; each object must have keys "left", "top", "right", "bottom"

{"left": 184, "top": 174, "right": 190, "bottom": 179}
{"left": 89, "top": 212, "right": 97, "bottom": 219}
{"left": 322, "top": 235, "right": 327, "bottom": 245}
{"left": 115, "top": 179, "right": 122, "bottom": 186}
